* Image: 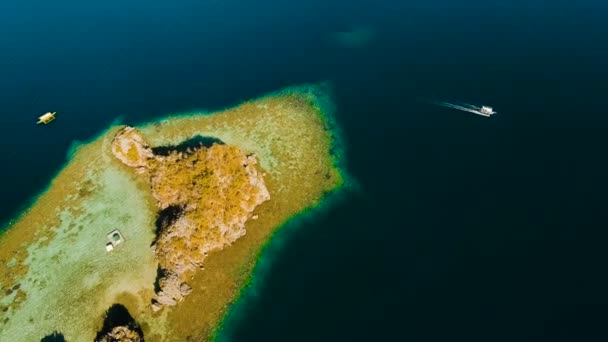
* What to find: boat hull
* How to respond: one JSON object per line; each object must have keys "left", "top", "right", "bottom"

{"left": 37, "top": 112, "right": 56, "bottom": 124}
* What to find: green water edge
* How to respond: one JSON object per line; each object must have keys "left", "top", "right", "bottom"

{"left": 0, "top": 117, "right": 125, "bottom": 235}
{"left": 212, "top": 183, "right": 354, "bottom": 341}
{"left": 131, "top": 81, "right": 358, "bottom": 340}
{"left": 212, "top": 85, "right": 356, "bottom": 341}
{"left": 134, "top": 81, "right": 356, "bottom": 340}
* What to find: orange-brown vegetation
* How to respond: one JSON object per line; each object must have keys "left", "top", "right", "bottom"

{"left": 111, "top": 127, "right": 270, "bottom": 310}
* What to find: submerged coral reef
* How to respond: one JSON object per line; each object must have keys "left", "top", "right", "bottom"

{"left": 0, "top": 84, "right": 345, "bottom": 341}
{"left": 95, "top": 304, "right": 145, "bottom": 342}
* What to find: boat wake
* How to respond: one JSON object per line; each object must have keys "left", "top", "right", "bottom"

{"left": 429, "top": 100, "right": 496, "bottom": 117}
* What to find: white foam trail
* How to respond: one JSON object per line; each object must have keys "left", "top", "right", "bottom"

{"left": 452, "top": 101, "right": 480, "bottom": 110}
{"left": 430, "top": 100, "right": 491, "bottom": 117}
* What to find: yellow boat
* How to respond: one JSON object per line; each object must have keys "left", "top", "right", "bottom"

{"left": 37, "top": 112, "right": 56, "bottom": 124}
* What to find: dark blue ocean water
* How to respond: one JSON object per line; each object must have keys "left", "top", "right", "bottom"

{"left": 2, "top": 1, "right": 608, "bottom": 341}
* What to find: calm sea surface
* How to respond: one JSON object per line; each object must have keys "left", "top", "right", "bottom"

{"left": 1, "top": 1, "right": 607, "bottom": 341}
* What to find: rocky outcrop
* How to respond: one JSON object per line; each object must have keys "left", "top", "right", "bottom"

{"left": 94, "top": 304, "right": 144, "bottom": 342}
{"left": 111, "top": 127, "right": 154, "bottom": 173}
{"left": 97, "top": 326, "right": 143, "bottom": 342}
{"left": 111, "top": 127, "right": 270, "bottom": 311}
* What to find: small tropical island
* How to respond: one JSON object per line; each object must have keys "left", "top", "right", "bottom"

{"left": 111, "top": 126, "right": 271, "bottom": 311}
{"left": 0, "top": 84, "right": 346, "bottom": 341}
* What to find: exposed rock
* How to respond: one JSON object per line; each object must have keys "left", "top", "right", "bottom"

{"left": 111, "top": 127, "right": 154, "bottom": 170}
{"left": 153, "top": 270, "right": 183, "bottom": 306}
{"left": 111, "top": 126, "right": 270, "bottom": 310}
{"left": 150, "top": 303, "right": 162, "bottom": 313}
{"left": 95, "top": 304, "right": 144, "bottom": 342}
{"left": 97, "top": 326, "right": 143, "bottom": 342}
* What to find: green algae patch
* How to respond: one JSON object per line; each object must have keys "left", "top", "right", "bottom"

{"left": 0, "top": 83, "right": 348, "bottom": 341}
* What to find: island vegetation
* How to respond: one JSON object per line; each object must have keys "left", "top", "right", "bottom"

{"left": 111, "top": 126, "right": 270, "bottom": 310}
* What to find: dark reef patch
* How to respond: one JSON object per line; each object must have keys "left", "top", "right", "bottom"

{"left": 153, "top": 266, "right": 167, "bottom": 293}
{"left": 153, "top": 205, "right": 183, "bottom": 246}
{"left": 94, "top": 304, "right": 144, "bottom": 341}
{"left": 40, "top": 332, "right": 65, "bottom": 342}
{"left": 151, "top": 135, "right": 223, "bottom": 156}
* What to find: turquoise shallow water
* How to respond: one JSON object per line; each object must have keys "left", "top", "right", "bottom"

{"left": 2, "top": 1, "right": 608, "bottom": 341}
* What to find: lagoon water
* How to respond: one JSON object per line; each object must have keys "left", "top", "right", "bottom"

{"left": 2, "top": 1, "right": 608, "bottom": 341}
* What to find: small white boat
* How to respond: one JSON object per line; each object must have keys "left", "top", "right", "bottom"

{"left": 431, "top": 101, "right": 497, "bottom": 118}
{"left": 37, "top": 112, "right": 56, "bottom": 124}
{"left": 478, "top": 106, "right": 496, "bottom": 116}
